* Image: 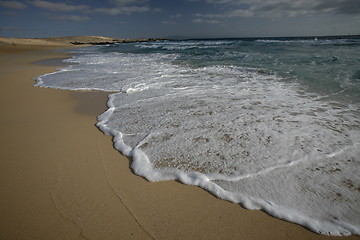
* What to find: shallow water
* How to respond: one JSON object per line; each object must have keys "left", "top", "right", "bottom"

{"left": 36, "top": 37, "right": 360, "bottom": 236}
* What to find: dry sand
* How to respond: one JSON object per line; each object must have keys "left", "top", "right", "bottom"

{"left": 0, "top": 38, "right": 359, "bottom": 240}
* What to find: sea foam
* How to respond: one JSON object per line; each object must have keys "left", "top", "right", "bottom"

{"left": 35, "top": 39, "right": 360, "bottom": 236}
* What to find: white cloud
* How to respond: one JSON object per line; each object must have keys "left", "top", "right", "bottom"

{"left": 94, "top": 0, "right": 154, "bottom": 15}
{"left": 109, "top": 0, "right": 150, "bottom": 6}
{"left": 195, "top": 12, "right": 227, "bottom": 18}
{"left": 194, "top": 9, "right": 253, "bottom": 18}
{"left": 162, "top": 20, "right": 175, "bottom": 24}
{"left": 43, "top": 13, "right": 89, "bottom": 21}
{"left": 0, "top": 1, "right": 26, "bottom": 9}
{"left": 170, "top": 13, "right": 182, "bottom": 18}
{"left": 31, "top": 1, "right": 89, "bottom": 12}
{"left": 228, "top": 9, "right": 254, "bottom": 17}
{"left": 193, "top": 18, "right": 220, "bottom": 24}
{"left": 28, "top": 0, "right": 154, "bottom": 16}
{"left": 95, "top": 5, "right": 150, "bottom": 15}
{"left": 195, "top": 0, "right": 360, "bottom": 18}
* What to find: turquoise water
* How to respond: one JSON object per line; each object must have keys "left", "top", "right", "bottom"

{"left": 36, "top": 36, "right": 360, "bottom": 236}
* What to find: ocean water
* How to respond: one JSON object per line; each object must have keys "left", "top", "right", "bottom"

{"left": 36, "top": 36, "right": 360, "bottom": 236}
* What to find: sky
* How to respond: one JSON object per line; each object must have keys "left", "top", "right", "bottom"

{"left": 1, "top": 0, "right": 360, "bottom": 39}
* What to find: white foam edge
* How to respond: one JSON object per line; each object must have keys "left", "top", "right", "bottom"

{"left": 96, "top": 92, "right": 359, "bottom": 236}
{"left": 34, "top": 70, "right": 116, "bottom": 92}
{"left": 33, "top": 69, "right": 65, "bottom": 87}
{"left": 33, "top": 62, "right": 360, "bottom": 236}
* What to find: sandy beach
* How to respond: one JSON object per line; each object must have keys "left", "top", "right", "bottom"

{"left": 0, "top": 38, "right": 359, "bottom": 240}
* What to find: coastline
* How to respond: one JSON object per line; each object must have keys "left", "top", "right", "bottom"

{"left": 0, "top": 41, "right": 359, "bottom": 240}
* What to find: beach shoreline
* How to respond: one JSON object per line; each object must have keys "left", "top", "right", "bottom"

{"left": 0, "top": 38, "right": 359, "bottom": 240}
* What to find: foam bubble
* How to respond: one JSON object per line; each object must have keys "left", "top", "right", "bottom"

{"left": 36, "top": 41, "right": 360, "bottom": 236}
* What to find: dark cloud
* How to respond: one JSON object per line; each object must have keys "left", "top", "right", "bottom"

{"left": 0, "top": 1, "right": 26, "bottom": 9}
{"left": 31, "top": 0, "right": 89, "bottom": 12}
{"left": 196, "top": 0, "right": 360, "bottom": 18}
{"left": 315, "top": 0, "right": 360, "bottom": 15}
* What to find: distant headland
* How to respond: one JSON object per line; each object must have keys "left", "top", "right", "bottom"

{"left": 0, "top": 36, "right": 168, "bottom": 48}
